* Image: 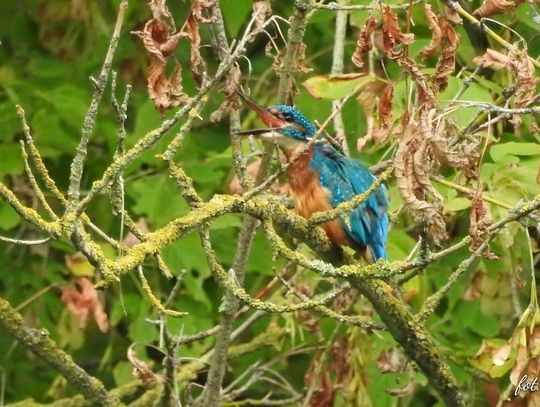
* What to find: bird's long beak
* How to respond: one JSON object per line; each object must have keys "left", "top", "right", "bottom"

{"left": 234, "top": 90, "right": 287, "bottom": 135}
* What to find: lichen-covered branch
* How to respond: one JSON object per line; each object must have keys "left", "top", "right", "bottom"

{"left": 66, "top": 0, "right": 128, "bottom": 209}
{"left": 0, "top": 297, "right": 122, "bottom": 406}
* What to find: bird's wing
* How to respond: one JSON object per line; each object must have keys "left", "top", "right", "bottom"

{"left": 311, "top": 145, "right": 389, "bottom": 260}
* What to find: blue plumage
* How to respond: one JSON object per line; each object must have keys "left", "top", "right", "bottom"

{"left": 237, "top": 96, "right": 389, "bottom": 261}
{"left": 311, "top": 144, "right": 389, "bottom": 261}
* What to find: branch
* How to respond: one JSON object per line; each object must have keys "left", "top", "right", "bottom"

{"left": 0, "top": 296, "right": 123, "bottom": 406}
{"left": 66, "top": 0, "right": 128, "bottom": 209}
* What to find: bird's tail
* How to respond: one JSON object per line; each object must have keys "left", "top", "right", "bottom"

{"left": 363, "top": 244, "right": 387, "bottom": 264}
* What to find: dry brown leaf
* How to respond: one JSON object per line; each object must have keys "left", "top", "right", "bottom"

{"left": 295, "top": 42, "right": 312, "bottom": 74}
{"left": 186, "top": 12, "right": 206, "bottom": 85}
{"left": 473, "top": 48, "right": 510, "bottom": 70}
{"left": 304, "top": 362, "right": 335, "bottom": 407}
{"left": 372, "top": 83, "right": 394, "bottom": 143}
{"left": 127, "top": 346, "right": 163, "bottom": 385}
{"left": 149, "top": 0, "right": 175, "bottom": 29}
{"left": 133, "top": 16, "right": 190, "bottom": 113}
{"left": 469, "top": 190, "right": 496, "bottom": 258}
{"left": 434, "top": 22, "right": 459, "bottom": 92}
{"left": 191, "top": 0, "right": 216, "bottom": 24}
{"left": 331, "top": 337, "right": 352, "bottom": 383}
{"left": 376, "top": 348, "right": 406, "bottom": 373}
{"left": 381, "top": 4, "right": 414, "bottom": 59}
{"left": 420, "top": 4, "right": 442, "bottom": 59}
{"left": 61, "top": 278, "right": 109, "bottom": 332}
{"left": 352, "top": 17, "right": 377, "bottom": 68}
{"left": 356, "top": 81, "right": 384, "bottom": 148}
{"left": 210, "top": 65, "right": 241, "bottom": 122}
{"left": 473, "top": 0, "right": 521, "bottom": 17}
{"left": 251, "top": 0, "right": 272, "bottom": 40}
{"left": 446, "top": 6, "right": 463, "bottom": 25}
{"left": 507, "top": 45, "right": 536, "bottom": 128}
{"left": 395, "top": 119, "right": 448, "bottom": 243}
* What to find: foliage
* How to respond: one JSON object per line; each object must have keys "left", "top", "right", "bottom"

{"left": 0, "top": 0, "right": 539, "bottom": 406}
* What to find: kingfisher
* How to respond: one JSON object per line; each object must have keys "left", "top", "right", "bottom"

{"left": 235, "top": 92, "right": 389, "bottom": 262}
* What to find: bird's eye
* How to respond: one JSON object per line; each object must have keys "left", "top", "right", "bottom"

{"left": 282, "top": 112, "right": 293, "bottom": 121}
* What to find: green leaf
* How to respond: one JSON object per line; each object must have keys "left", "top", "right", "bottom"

{"left": 32, "top": 109, "right": 78, "bottom": 157}
{"left": 445, "top": 197, "right": 471, "bottom": 212}
{"left": 113, "top": 361, "right": 134, "bottom": 387}
{"left": 130, "top": 175, "right": 189, "bottom": 227}
{"left": 0, "top": 144, "right": 23, "bottom": 176}
{"left": 303, "top": 74, "right": 377, "bottom": 99}
{"left": 35, "top": 85, "right": 88, "bottom": 130}
{"left": 220, "top": 0, "right": 252, "bottom": 37}
{"left": 490, "top": 142, "right": 540, "bottom": 163}
{"left": 0, "top": 202, "right": 21, "bottom": 230}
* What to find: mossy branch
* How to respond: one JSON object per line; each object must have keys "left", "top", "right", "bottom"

{"left": 0, "top": 296, "right": 123, "bottom": 406}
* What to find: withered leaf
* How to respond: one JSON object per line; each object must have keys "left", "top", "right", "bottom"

{"left": 473, "top": 0, "right": 522, "bottom": 17}
{"left": 251, "top": 0, "right": 272, "bottom": 40}
{"left": 352, "top": 17, "right": 377, "bottom": 68}
{"left": 434, "top": 22, "right": 459, "bottom": 92}
{"left": 420, "top": 4, "right": 442, "bottom": 59}
{"left": 395, "top": 116, "right": 449, "bottom": 244}
{"left": 507, "top": 45, "right": 536, "bottom": 128}
{"left": 295, "top": 42, "right": 312, "bottom": 74}
{"left": 469, "top": 190, "right": 496, "bottom": 258}
{"left": 376, "top": 348, "right": 406, "bottom": 373}
{"left": 381, "top": 4, "right": 414, "bottom": 59}
{"left": 186, "top": 12, "right": 206, "bottom": 85}
{"left": 472, "top": 48, "right": 510, "bottom": 70}
{"left": 209, "top": 65, "right": 241, "bottom": 123}
{"left": 127, "top": 346, "right": 163, "bottom": 385}
{"left": 191, "top": 0, "right": 216, "bottom": 24}
{"left": 373, "top": 83, "right": 394, "bottom": 143}
{"left": 304, "top": 362, "right": 335, "bottom": 407}
{"left": 133, "top": 16, "right": 190, "bottom": 113}
{"left": 149, "top": 0, "right": 175, "bottom": 30}
{"left": 61, "top": 278, "right": 109, "bottom": 332}
{"left": 446, "top": 6, "right": 463, "bottom": 25}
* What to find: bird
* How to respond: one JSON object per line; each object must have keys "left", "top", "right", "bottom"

{"left": 235, "top": 91, "right": 389, "bottom": 262}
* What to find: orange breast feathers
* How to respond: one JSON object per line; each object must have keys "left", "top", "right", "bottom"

{"left": 287, "top": 149, "right": 350, "bottom": 247}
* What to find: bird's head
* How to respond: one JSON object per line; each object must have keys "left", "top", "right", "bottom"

{"left": 235, "top": 91, "right": 316, "bottom": 151}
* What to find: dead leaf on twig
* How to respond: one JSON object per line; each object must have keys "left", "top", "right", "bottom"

{"left": 251, "top": 0, "right": 272, "bottom": 40}
{"left": 376, "top": 348, "right": 406, "bottom": 373}
{"left": 469, "top": 190, "right": 496, "bottom": 258}
{"left": 372, "top": 83, "right": 394, "bottom": 143}
{"left": 210, "top": 65, "right": 241, "bottom": 122}
{"left": 133, "top": 1, "right": 190, "bottom": 113}
{"left": 507, "top": 45, "right": 536, "bottom": 128}
{"left": 304, "top": 361, "right": 335, "bottom": 407}
{"left": 473, "top": 0, "right": 523, "bottom": 17}
{"left": 352, "top": 17, "right": 377, "bottom": 68}
{"left": 434, "top": 22, "right": 459, "bottom": 91}
{"left": 420, "top": 5, "right": 442, "bottom": 59}
{"left": 191, "top": 0, "right": 216, "bottom": 24}
{"left": 381, "top": 4, "right": 414, "bottom": 59}
{"left": 61, "top": 278, "right": 109, "bottom": 332}
{"left": 473, "top": 48, "right": 510, "bottom": 70}
{"left": 295, "top": 42, "right": 312, "bottom": 74}
{"left": 394, "top": 112, "right": 462, "bottom": 244}
{"left": 356, "top": 81, "right": 386, "bottom": 151}
{"left": 127, "top": 345, "right": 163, "bottom": 384}
{"left": 186, "top": 11, "right": 206, "bottom": 85}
